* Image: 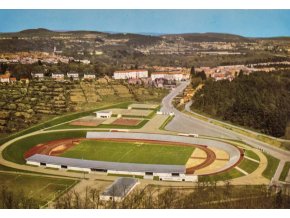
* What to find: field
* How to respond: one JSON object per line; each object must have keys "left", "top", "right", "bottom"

{"left": 262, "top": 153, "right": 280, "bottom": 180}
{"left": 110, "top": 108, "right": 152, "bottom": 117}
{"left": 0, "top": 172, "right": 77, "bottom": 208}
{"left": 2, "top": 131, "right": 87, "bottom": 164}
{"left": 129, "top": 103, "right": 159, "bottom": 109}
{"left": 70, "top": 118, "right": 104, "bottom": 127}
{"left": 244, "top": 150, "right": 260, "bottom": 161}
{"left": 111, "top": 118, "right": 142, "bottom": 126}
{"left": 238, "top": 158, "right": 259, "bottom": 174}
{"left": 199, "top": 168, "right": 245, "bottom": 182}
{"left": 59, "top": 140, "right": 195, "bottom": 165}
{"left": 279, "top": 162, "right": 290, "bottom": 182}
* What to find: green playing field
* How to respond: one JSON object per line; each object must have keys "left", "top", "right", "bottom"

{"left": 60, "top": 140, "right": 195, "bottom": 165}
{"left": 0, "top": 172, "right": 77, "bottom": 208}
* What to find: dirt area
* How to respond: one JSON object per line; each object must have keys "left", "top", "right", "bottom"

{"left": 70, "top": 117, "right": 104, "bottom": 127}
{"left": 24, "top": 139, "right": 81, "bottom": 158}
{"left": 209, "top": 147, "right": 229, "bottom": 160}
{"left": 101, "top": 117, "right": 118, "bottom": 125}
{"left": 129, "top": 103, "right": 159, "bottom": 109}
{"left": 194, "top": 159, "right": 228, "bottom": 175}
{"left": 110, "top": 108, "right": 152, "bottom": 117}
{"left": 185, "top": 147, "right": 216, "bottom": 174}
{"left": 112, "top": 118, "right": 142, "bottom": 126}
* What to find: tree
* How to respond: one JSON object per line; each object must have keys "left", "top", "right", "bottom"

{"left": 190, "top": 66, "right": 195, "bottom": 77}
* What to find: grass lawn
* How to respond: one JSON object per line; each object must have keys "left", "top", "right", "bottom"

{"left": 262, "top": 153, "right": 280, "bottom": 180}
{"left": 279, "top": 162, "right": 290, "bottom": 182}
{"left": 244, "top": 150, "right": 260, "bottom": 161}
{"left": 0, "top": 172, "right": 77, "bottom": 208}
{"left": 60, "top": 140, "right": 194, "bottom": 165}
{"left": 238, "top": 158, "right": 259, "bottom": 174}
{"left": 3, "top": 131, "right": 87, "bottom": 164}
{"left": 199, "top": 168, "right": 245, "bottom": 182}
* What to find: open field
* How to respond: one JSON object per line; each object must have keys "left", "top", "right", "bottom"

{"left": 59, "top": 140, "right": 195, "bottom": 165}
{"left": 199, "top": 168, "right": 245, "bottom": 182}
{"left": 110, "top": 108, "right": 153, "bottom": 117}
{"left": 129, "top": 103, "right": 159, "bottom": 109}
{"left": 262, "top": 153, "right": 280, "bottom": 180}
{"left": 2, "top": 131, "right": 87, "bottom": 164}
{"left": 238, "top": 158, "right": 259, "bottom": 174}
{"left": 70, "top": 117, "right": 104, "bottom": 127}
{"left": 0, "top": 172, "right": 77, "bottom": 208}
{"left": 244, "top": 150, "right": 260, "bottom": 161}
{"left": 279, "top": 162, "right": 290, "bottom": 182}
{"left": 111, "top": 118, "right": 142, "bottom": 126}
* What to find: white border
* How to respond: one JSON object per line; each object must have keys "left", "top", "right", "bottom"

{"left": 0, "top": 0, "right": 290, "bottom": 9}
{"left": 0, "top": 209, "right": 288, "bottom": 217}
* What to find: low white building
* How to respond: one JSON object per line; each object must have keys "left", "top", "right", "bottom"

{"left": 84, "top": 73, "right": 96, "bottom": 80}
{"left": 32, "top": 72, "right": 44, "bottom": 80}
{"left": 113, "top": 70, "right": 148, "bottom": 80}
{"left": 95, "top": 110, "right": 112, "bottom": 118}
{"left": 151, "top": 72, "right": 184, "bottom": 81}
{"left": 52, "top": 73, "right": 64, "bottom": 80}
{"left": 67, "top": 72, "right": 79, "bottom": 80}
{"left": 100, "top": 178, "right": 140, "bottom": 202}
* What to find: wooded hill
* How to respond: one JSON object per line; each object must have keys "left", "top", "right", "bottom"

{"left": 191, "top": 71, "right": 290, "bottom": 137}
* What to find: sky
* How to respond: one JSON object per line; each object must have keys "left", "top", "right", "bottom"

{"left": 0, "top": 10, "right": 290, "bottom": 37}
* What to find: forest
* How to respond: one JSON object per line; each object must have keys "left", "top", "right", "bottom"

{"left": 191, "top": 71, "right": 290, "bottom": 137}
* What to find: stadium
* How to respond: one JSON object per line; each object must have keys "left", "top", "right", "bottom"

{"left": 24, "top": 132, "right": 244, "bottom": 182}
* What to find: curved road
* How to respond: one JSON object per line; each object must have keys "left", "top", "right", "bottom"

{"left": 161, "top": 82, "right": 290, "bottom": 181}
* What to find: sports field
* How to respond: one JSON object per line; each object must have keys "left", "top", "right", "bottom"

{"left": 0, "top": 172, "right": 77, "bottom": 208}
{"left": 59, "top": 140, "right": 195, "bottom": 165}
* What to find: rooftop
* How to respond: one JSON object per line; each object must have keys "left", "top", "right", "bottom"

{"left": 95, "top": 110, "right": 112, "bottom": 114}
{"left": 114, "top": 69, "right": 148, "bottom": 74}
{"left": 26, "top": 154, "right": 186, "bottom": 174}
{"left": 101, "top": 177, "right": 139, "bottom": 198}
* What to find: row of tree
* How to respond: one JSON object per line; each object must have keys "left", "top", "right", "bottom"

{"left": 191, "top": 71, "right": 290, "bottom": 137}
{"left": 2, "top": 182, "right": 290, "bottom": 209}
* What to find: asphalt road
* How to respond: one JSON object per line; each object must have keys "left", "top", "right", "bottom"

{"left": 161, "top": 81, "right": 290, "bottom": 181}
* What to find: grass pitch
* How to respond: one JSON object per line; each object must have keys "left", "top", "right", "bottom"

{"left": 0, "top": 172, "right": 77, "bottom": 208}
{"left": 60, "top": 140, "right": 194, "bottom": 165}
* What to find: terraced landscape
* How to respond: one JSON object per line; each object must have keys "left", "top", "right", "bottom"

{"left": 0, "top": 79, "right": 168, "bottom": 135}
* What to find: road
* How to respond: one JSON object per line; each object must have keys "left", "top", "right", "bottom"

{"left": 161, "top": 81, "right": 290, "bottom": 181}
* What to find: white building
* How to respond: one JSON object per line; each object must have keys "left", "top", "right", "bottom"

{"left": 113, "top": 70, "right": 148, "bottom": 80}
{"left": 67, "top": 72, "right": 79, "bottom": 80}
{"left": 100, "top": 178, "right": 140, "bottom": 202}
{"left": 84, "top": 73, "right": 96, "bottom": 80}
{"left": 151, "top": 72, "right": 184, "bottom": 81}
{"left": 80, "top": 59, "right": 90, "bottom": 65}
{"left": 95, "top": 110, "right": 112, "bottom": 118}
{"left": 32, "top": 73, "right": 44, "bottom": 80}
{"left": 52, "top": 73, "right": 64, "bottom": 80}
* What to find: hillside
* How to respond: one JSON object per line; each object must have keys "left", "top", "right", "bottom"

{"left": 191, "top": 71, "right": 290, "bottom": 138}
{"left": 0, "top": 79, "right": 167, "bottom": 134}
{"left": 163, "top": 32, "right": 252, "bottom": 42}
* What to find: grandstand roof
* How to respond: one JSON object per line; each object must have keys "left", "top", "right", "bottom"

{"left": 26, "top": 154, "right": 186, "bottom": 173}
